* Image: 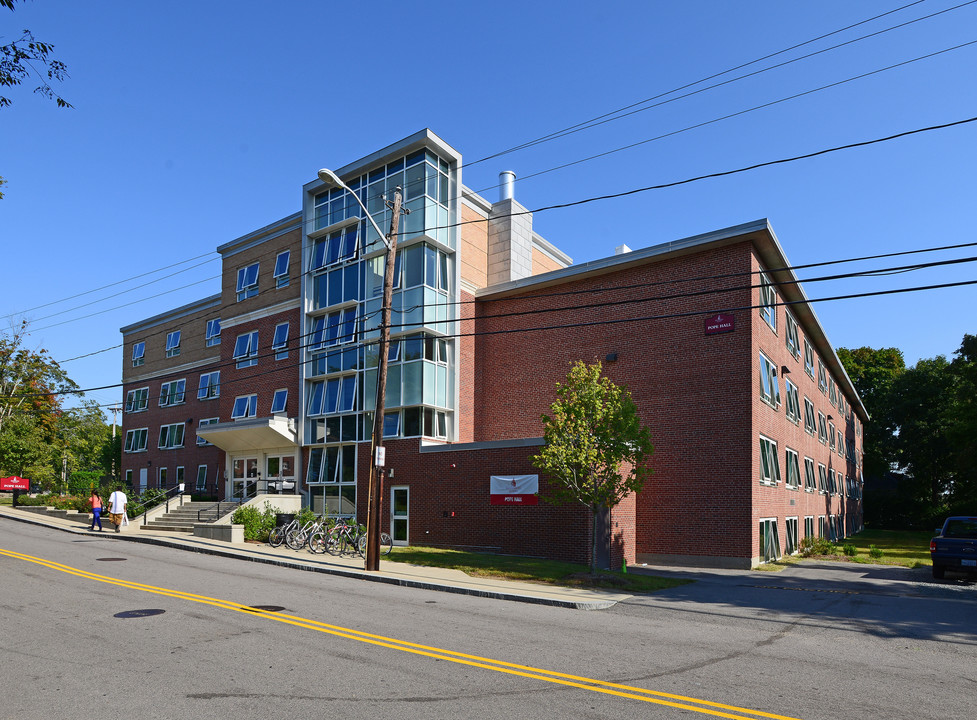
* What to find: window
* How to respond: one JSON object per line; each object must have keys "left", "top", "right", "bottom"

{"left": 817, "top": 411, "right": 828, "bottom": 444}
{"left": 803, "top": 340, "right": 814, "bottom": 378}
{"left": 233, "top": 331, "right": 259, "bottom": 368}
{"left": 132, "top": 342, "right": 145, "bottom": 367}
{"left": 124, "top": 387, "right": 149, "bottom": 413}
{"left": 828, "top": 377, "right": 837, "bottom": 406}
{"left": 818, "top": 463, "right": 828, "bottom": 494}
{"left": 804, "top": 457, "right": 816, "bottom": 492}
{"left": 310, "top": 308, "right": 358, "bottom": 349}
{"left": 196, "top": 417, "right": 218, "bottom": 446}
{"left": 165, "top": 331, "right": 181, "bottom": 358}
{"left": 158, "top": 467, "right": 167, "bottom": 489}
{"left": 124, "top": 428, "right": 148, "bottom": 453}
{"left": 785, "top": 517, "right": 799, "bottom": 555}
{"left": 804, "top": 516, "right": 815, "bottom": 542}
{"left": 231, "top": 394, "right": 257, "bottom": 419}
{"left": 237, "top": 262, "right": 259, "bottom": 301}
{"left": 759, "top": 352, "right": 781, "bottom": 408}
{"left": 158, "top": 423, "right": 185, "bottom": 449}
{"left": 758, "top": 271, "right": 777, "bottom": 331}
{"left": 828, "top": 469, "right": 838, "bottom": 495}
{"left": 817, "top": 359, "right": 828, "bottom": 394}
{"left": 159, "top": 379, "right": 186, "bottom": 407}
{"left": 307, "top": 376, "right": 358, "bottom": 416}
{"left": 383, "top": 411, "right": 401, "bottom": 438}
{"left": 784, "top": 378, "right": 800, "bottom": 424}
{"left": 176, "top": 467, "right": 185, "bottom": 486}
{"left": 785, "top": 312, "right": 800, "bottom": 359}
{"left": 196, "top": 465, "right": 208, "bottom": 491}
{"left": 274, "top": 251, "right": 290, "bottom": 288}
{"left": 828, "top": 421, "right": 836, "bottom": 450}
{"left": 803, "top": 397, "right": 816, "bottom": 435}
{"left": 310, "top": 225, "right": 359, "bottom": 272}
{"left": 273, "top": 322, "right": 289, "bottom": 360}
{"left": 785, "top": 447, "right": 800, "bottom": 489}
{"left": 760, "top": 518, "right": 781, "bottom": 563}
{"left": 197, "top": 371, "right": 220, "bottom": 400}
{"left": 759, "top": 436, "right": 781, "bottom": 485}
{"left": 271, "top": 389, "right": 288, "bottom": 414}
{"left": 206, "top": 318, "right": 221, "bottom": 346}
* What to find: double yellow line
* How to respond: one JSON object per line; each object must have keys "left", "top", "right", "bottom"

{"left": 0, "top": 547, "right": 802, "bottom": 720}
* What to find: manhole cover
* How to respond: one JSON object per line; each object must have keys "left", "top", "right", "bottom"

{"left": 97, "top": 558, "right": 127, "bottom": 561}
{"left": 244, "top": 605, "right": 286, "bottom": 612}
{"left": 114, "top": 609, "right": 165, "bottom": 618}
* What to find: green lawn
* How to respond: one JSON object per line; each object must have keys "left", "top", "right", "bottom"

{"left": 839, "top": 528, "right": 933, "bottom": 568}
{"left": 383, "top": 546, "right": 691, "bottom": 594}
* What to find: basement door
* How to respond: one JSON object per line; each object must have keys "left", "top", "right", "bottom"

{"left": 390, "top": 486, "right": 408, "bottom": 546}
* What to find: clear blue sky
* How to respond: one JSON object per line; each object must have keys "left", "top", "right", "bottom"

{"left": 2, "top": 0, "right": 975, "bottom": 416}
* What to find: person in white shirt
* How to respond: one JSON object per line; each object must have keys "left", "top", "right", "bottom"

{"left": 107, "top": 487, "right": 128, "bottom": 533}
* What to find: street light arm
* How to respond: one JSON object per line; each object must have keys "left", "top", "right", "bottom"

{"left": 317, "top": 168, "right": 390, "bottom": 251}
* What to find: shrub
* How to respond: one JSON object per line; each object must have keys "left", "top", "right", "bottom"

{"left": 799, "top": 535, "right": 836, "bottom": 557}
{"left": 843, "top": 543, "right": 857, "bottom": 556}
{"left": 869, "top": 544, "right": 883, "bottom": 559}
{"left": 231, "top": 502, "right": 278, "bottom": 541}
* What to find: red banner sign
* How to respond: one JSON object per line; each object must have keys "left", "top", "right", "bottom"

{"left": 490, "top": 475, "right": 539, "bottom": 506}
{"left": 704, "top": 313, "right": 735, "bottom": 335}
{"left": 490, "top": 494, "right": 539, "bottom": 505}
{"left": 1, "top": 476, "right": 30, "bottom": 491}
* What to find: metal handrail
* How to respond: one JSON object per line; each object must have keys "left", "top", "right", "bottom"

{"left": 133, "top": 484, "right": 185, "bottom": 526}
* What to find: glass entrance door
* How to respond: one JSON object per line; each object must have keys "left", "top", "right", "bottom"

{"left": 232, "top": 457, "right": 259, "bottom": 499}
{"left": 266, "top": 456, "right": 296, "bottom": 493}
{"left": 390, "top": 486, "right": 408, "bottom": 546}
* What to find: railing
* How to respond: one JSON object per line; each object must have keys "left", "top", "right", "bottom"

{"left": 132, "top": 484, "right": 186, "bottom": 527}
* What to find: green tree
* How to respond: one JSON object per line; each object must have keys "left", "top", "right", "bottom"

{"left": 532, "top": 361, "right": 653, "bottom": 573}
{"left": 947, "top": 334, "right": 977, "bottom": 510}
{"left": 1, "top": 0, "right": 72, "bottom": 109}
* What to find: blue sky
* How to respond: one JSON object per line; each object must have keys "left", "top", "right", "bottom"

{"left": 2, "top": 0, "right": 975, "bottom": 415}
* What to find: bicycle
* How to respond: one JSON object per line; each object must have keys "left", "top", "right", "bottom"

{"left": 268, "top": 518, "right": 297, "bottom": 548}
{"left": 285, "top": 515, "right": 323, "bottom": 551}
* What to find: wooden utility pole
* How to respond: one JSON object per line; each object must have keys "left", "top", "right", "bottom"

{"left": 365, "top": 186, "right": 402, "bottom": 572}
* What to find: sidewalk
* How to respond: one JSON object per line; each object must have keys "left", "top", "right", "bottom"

{"left": 0, "top": 504, "right": 630, "bottom": 610}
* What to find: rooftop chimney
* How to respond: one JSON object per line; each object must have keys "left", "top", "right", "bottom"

{"left": 499, "top": 170, "right": 516, "bottom": 202}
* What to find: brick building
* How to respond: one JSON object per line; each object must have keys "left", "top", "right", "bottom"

{"left": 121, "top": 128, "right": 865, "bottom": 568}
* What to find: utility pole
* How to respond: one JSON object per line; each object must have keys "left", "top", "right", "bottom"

{"left": 365, "top": 186, "right": 403, "bottom": 572}
{"left": 109, "top": 404, "right": 121, "bottom": 484}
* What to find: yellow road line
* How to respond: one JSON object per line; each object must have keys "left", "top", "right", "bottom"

{"left": 1, "top": 547, "right": 804, "bottom": 720}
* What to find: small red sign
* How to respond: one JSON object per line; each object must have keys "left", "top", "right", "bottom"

{"left": 705, "top": 313, "right": 735, "bottom": 335}
{"left": 490, "top": 495, "right": 539, "bottom": 506}
{"left": 1, "top": 476, "right": 30, "bottom": 491}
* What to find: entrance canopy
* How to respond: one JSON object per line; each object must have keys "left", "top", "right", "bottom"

{"left": 196, "top": 416, "right": 297, "bottom": 453}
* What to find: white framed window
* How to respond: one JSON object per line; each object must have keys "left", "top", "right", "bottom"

{"left": 803, "top": 397, "right": 816, "bottom": 435}
{"left": 828, "top": 469, "right": 838, "bottom": 495}
{"left": 804, "top": 516, "right": 815, "bottom": 541}
{"left": 818, "top": 515, "right": 827, "bottom": 538}
{"left": 818, "top": 463, "right": 828, "bottom": 494}
{"left": 274, "top": 250, "right": 290, "bottom": 289}
{"left": 197, "top": 371, "right": 220, "bottom": 400}
{"left": 231, "top": 394, "right": 257, "bottom": 419}
{"left": 383, "top": 411, "right": 401, "bottom": 438}
{"left": 124, "top": 428, "right": 148, "bottom": 453}
{"left": 804, "top": 457, "right": 816, "bottom": 492}
{"left": 759, "top": 435, "right": 781, "bottom": 485}
{"left": 158, "top": 423, "right": 185, "bottom": 449}
{"left": 125, "top": 387, "right": 149, "bottom": 413}
{"left": 131, "top": 342, "right": 145, "bottom": 367}
{"left": 206, "top": 318, "right": 221, "bottom": 346}
{"left": 785, "top": 447, "right": 800, "bottom": 489}
{"left": 165, "top": 330, "right": 181, "bottom": 358}
{"left": 759, "top": 352, "right": 781, "bottom": 408}
{"left": 758, "top": 271, "right": 777, "bottom": 331}
{"left": 159, "top": 379, "right": 186, "bottom": 407}
{"left": 785, "top": 312, "right": 800, "bottom": 359}
{"left": 784, "top": 377, "right": 800, "bottom": 424}
{"left": 803, "top": 340, "right": 814, "bottom": 378}
{"left": 828, "top": 377, "right": 837, "bottom": 406}
{"left": 233, "top": 331, "right": 259, "bottom": 368}
{"left": 125, "top": 469, "right": 133, "bottom": 487}
{"left": 310, "top": 308, "right": 358, "bottom": 349}
{"left": 817, "top": 359, "right": 828, "bottom": 394}
{"left": 828, "top": 421, "right": 836, "bottom": 450}
{"left": 817, "top": 411, "right": 828, "bottom": 444}
{"left": 271, "top": 389, "right": 288, "bottom": 414}
{"left": 196, "top": 417, "right": 218, "bottom": 446}
{"left": 760, "top": 518, "right": 781, "bottom": 563}
{"left": 158, "top": 466, "right": 167, "bottom": 489}
{"left": 196, "top": 465, "right": 208, "bottom": 491}
{"left": 176, "top": 466, "right": 185, "bottom": 486}
{"left": 785, "top": 517, "right": 799, "bottom": 555}
{"left": 837, "top": 431, "right": 845, "bottom": 457}
{"left": 273, "top": 322, "right": 289, "bottom": 360}
{"left": 237, "top": 262, "right": 259, "bottom": 301}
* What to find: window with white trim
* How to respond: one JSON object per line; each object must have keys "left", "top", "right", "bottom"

{"left": 758, "top": 271, "right": 777, "bottom": 331}
{"left": 817, "top": 463, "right": 828, "bottom": 494}
{"left": 165, "top": 331, "right": 181, "bottom": 358}
{"left": 158, "top": 423, "right": 185, "bottom": 449}
{"left": 206, "top": 318, "right": 221, "bottom": 346}
{"left": 760, "top": 518, "right": 781, "bottom": 563}
{"left": 785, "top": 517, "right": 799, "bottom": 555}
{"left": 196, "top": 465, "right": 208, "bottom": 489}
{"left": 828, "top": 421, "right": 836, "bottom": 451}
{"left": 309, "top": 308, "right": 357, "bottom": 349}
{"left": 176, "top": 466, "right": 185, "bottom": 486}
{"left": 159, "top": 379, "right": 186, "bottom": 407}
{"left": 828, "top": 377, "right": 837, "bottom": 406}
{"left": 271, "top": 389, "right": 288, "bottom": 414}
{"left": 274, "top": 250, "right": 290, "bottom": 289}
{"left": 273, "top": 322, "right": 289, "bottom": 360}
{"left": 125, "top": 387, "right": 149, "bottom": 413}
{"left": 237, "top": 262, "right": 259, "bottom": 301}
{"left": 828, "top": 468, "right": 838, "bottom": 495}
{"left": 803, "top": 340, "right": 814, "bottom": 378}
{"left": 803, "top": 397, "right": 816, "bottom": 435}
{"left": 784, "top": 377, "right": 800, "bottom": 424}
{"left": 785, "top": 312, "right": 800, "bottom": 359}
{"left": 817, "top": 359, "right": 828, "bottom": 394}
{"left": 231, "top": 394, "right": 257, "bottom": 419}
{"left": 817, "top": 411, "right": 828, "bottom": 444}
{"left": 131, "top": 342, "right": 145, "bottom": 367}
{"left": 804, "top": 516, "right": 815, "bottom": 542}
{"left": 785, "top": 447, "right": 800, "bottom": 489}
{"left": 197, "top": 371, "right": 220, "bottom": 400}
{"left": 196, "top": 417, "right": 218, "bottom": 446}
{"left": 759, "top": 436, "right": 781, "bottom": 485}
{"left": 233, "top": 331, "right": 259, "bottom": 368}
{"left": 804, "top": 457, "right": 816, "bottom": 492}
{"left": 124, "top": 428, "right": 148, "bottom": 453}
{"left": 158, "top": 466, "right": 167, "bottom": 488}
{"left": 759, "top": 352, "right": 781, "bottom": 408}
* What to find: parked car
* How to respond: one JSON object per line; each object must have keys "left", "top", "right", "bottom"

{"left": 930, "top": 516, "right": 977, "bottom": 579}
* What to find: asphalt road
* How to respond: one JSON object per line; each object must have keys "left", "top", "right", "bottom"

{"left": 1, "top": 521, "right": 975, "bottom": 720}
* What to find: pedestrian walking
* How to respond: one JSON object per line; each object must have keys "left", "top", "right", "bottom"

{"left": 88, "top": 490, "right": 103, "bottom": 531}
{"left": 107, "top": 487, "right": 128, "bottom": 533}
